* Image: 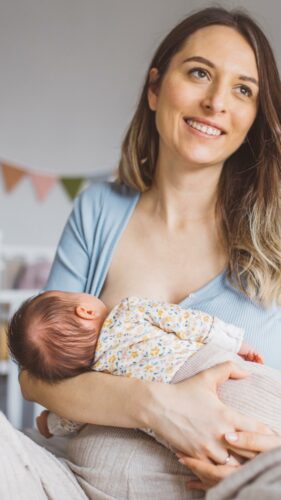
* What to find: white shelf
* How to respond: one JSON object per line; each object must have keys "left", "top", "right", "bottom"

{"left": 0, "top": 289, "right": 38, "bottom": 303}
{"left": 0, "top": 290, "right": 39, "bottom": 375}
{"left": 0, "top": 242, "right": 55, "bottom": 428}
{"left": 0, "top": 360, "right": 8, "bottom": 375}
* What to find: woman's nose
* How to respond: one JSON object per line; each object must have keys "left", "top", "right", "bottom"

{"left": 201, "top": 84, "right": 227, "bottom": 114}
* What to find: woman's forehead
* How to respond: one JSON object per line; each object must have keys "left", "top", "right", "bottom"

{"left": 171, "top": 25, "right": 258, "bottom": 78}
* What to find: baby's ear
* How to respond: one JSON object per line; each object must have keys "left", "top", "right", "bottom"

{"left": 75, "top": 305, "right": 98, "bottom": 320}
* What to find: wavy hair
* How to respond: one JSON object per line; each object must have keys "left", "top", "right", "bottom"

{"left": 117, "top": 7, "right": 281, "bottom": 305}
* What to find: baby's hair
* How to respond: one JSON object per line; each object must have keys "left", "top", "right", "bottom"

{"left": 7, "top": 292, "right": 99, "bottom": 382}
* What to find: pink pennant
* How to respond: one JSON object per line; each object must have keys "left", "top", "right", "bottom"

{"left": 30, "top": 172, "right": 57, "bottom": 201}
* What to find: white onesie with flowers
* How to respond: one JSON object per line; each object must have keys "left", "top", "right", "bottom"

{"left": 46, "top": 296, "right": 244, "bottom": 436}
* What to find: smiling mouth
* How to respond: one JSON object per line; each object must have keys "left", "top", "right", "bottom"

{"left": 184, "top": 119, "right": 224, "bottom": 137}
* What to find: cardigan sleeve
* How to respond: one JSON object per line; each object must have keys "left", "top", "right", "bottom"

{"left": 45, "top": 183, "right": 103, "bottom": 293}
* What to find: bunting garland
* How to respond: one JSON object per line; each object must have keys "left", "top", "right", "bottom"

{"left": 60, "top": 177, "right": 85, "bottom": 201}
{"left": 2, "top": 162, "right": 26, "bottom": 192}
{"left": 0, "top": 159, "right": 113, "bottom": 202}
{"left": 30, "top": 172, "right": 57, "bottom": 201}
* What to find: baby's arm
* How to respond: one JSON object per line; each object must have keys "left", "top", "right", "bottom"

{"left": 122, "top": 297, "right": 244, "bottom": 352}
{"left": 36, "top": 410, "right": 84, "bottom": 438}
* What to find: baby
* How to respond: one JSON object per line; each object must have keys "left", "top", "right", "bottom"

{"left": 8, "top": 290, "right": 281, "bottom": 443}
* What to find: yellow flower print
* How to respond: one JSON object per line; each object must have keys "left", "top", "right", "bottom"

{"left": 150, "top": 347, "right": 160, "bottom": 356}
{"left": 103, "top": 318, "right": 113, "bottom": 327}
{"left": 108, "top": 355, "right": 117, "bottom": 364}
{"left": 144, "top": 365, "right": 154, "bottom": 372}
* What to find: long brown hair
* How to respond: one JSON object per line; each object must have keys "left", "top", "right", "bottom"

{"left": 117, "top": 7, "right": 281, "bottom": 305}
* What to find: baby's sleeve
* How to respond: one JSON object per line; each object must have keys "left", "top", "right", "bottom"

{"left": 47, "top": 412, "right": 84, "bottom": 436}
{"left": 124, "top": 297, "right": 214, "bottom": 342}
{"left": 208, "top": 317, "right": 244, "bottom": 353}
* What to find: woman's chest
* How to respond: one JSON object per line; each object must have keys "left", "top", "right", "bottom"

{"left": 99, "top": 222, "right": 226, "bottom": 310}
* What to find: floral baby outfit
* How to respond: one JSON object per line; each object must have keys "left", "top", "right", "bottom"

{"left": 47, "top": 297, "right": 243, "bottom": 436}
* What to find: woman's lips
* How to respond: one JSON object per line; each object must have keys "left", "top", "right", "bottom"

{"left": 184, "top": 118, "right": 225, "bottom": 138}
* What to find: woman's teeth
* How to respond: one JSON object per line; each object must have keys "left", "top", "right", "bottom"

{"left": 186, "top": 119, "right": 222, "bottom": 136}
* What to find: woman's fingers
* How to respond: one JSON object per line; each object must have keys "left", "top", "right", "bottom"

{"left": 175, "top": 451, "right": 213, "bottom": 464}
{"left": 187, "top": 480, "right": 209, "bottom": 491}
{"left": 178, "top": 456, "right": 239, "bottom": 489}
{"left": 230, "top": 409, "right": 273, "bottom": 435}
{"left": 204, "top": 361, "right": 249, "bottom": 388}
{"left": 225, "top": 431, "right": 281, "bottom": 453}
{"left": 225, "top": 446, "right": 257, "bottom": 460}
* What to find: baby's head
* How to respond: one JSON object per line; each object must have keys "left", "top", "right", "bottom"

{"left": 8, "top": 290, "right": 108, "bottom": 382}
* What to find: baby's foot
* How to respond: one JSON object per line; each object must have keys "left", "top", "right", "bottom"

{"left": 238, "top": 342, "right": 264, "bottom": 364}
{"left": 36, "top": 410, "right": 53, "bottom": 438}
{"left": 240, "top": 350, "right": 264, "bottom": 364}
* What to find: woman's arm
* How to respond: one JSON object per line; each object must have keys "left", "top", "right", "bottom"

{"left": 20, "top": 369, "right": 155, "bottom": 429}
{"left": 20, "top": 361, "right": 269, "bottom": 462}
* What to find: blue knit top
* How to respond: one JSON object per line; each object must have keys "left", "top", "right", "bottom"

{"left": 46, "top": 181, "right": 281, "bottom": 370}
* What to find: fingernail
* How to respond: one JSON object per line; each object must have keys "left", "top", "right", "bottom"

{"left": 178, "top": 458, "right": 186, "bottom": 464}
{"left": 175, "top": 452, "right": 185, "bottom": 458}
{"left": 225, "top": 432, "right": 238, "bottom": 442}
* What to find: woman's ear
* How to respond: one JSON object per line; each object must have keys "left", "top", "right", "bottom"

{"left": 147, "top": 67, "right": 159, "bottom": 111}
{"left": 75, "top": 305, "right": 98, "bottom": 320}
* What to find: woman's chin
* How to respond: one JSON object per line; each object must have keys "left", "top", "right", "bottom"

{"left": 179, "top": 154, "right": 224, "bottom": 171}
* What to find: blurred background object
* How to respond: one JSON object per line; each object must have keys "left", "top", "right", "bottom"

{"left": 0, "top": 234, "right": 55, "bottom": 428}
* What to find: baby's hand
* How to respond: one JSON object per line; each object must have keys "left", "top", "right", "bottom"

{"left": 36, "top": 410, "right": 53, "bottom": 438}
{"left": 238, "top": 342, "right": 264, "bottom": 364}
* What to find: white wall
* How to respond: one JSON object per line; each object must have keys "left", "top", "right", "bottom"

{"left": 0, "top": 0, "right": 280, "bottom": 245}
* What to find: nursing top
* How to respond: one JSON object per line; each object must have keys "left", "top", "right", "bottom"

{"left": 46, "top": 181, "right": 281, "bottom": 370}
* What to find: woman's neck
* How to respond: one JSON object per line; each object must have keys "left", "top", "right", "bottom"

{"left": 143, "top": 159, "right": 223, "bottom": 230}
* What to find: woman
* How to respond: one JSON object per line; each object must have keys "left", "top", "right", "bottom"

{"left": 18, "top": 6, "right": 281, "bottom": 497}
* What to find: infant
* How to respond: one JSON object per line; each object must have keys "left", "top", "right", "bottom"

{"left": 8, "top": 290, "right": 281, "bottom": 442}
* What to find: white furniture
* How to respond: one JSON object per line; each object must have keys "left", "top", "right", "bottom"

{"left": 1, "top": 289, "right": 38, "bottom": 428}
{"left": 0, "top": 243, "right": 55, "bottom": 428}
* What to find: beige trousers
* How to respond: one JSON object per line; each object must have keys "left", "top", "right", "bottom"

{"left": 1, "top": 344, "right": 281, "bottom": 499}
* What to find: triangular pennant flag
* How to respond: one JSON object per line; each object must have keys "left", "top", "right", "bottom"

{"left": 60, "top": 177, "right": 84, "bottom": 200}
{"left": 1, "top": 162, "right": 26, "bottom": 192}
{"left": 29, "top": 172, "right": 57, "bottom": 201}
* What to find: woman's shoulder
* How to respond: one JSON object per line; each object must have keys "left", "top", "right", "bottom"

{"left": 78, "top": 180, "right": 139, "bottom": 209}
{"left": 70, "top": 180, "right": 140, "bottom": 245}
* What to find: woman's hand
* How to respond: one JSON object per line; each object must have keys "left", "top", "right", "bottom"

{"left": 149, "top": 361, "right": 271, "bottom": 464}
{"left": 177, "top": 455, "right": 239, "bottom": 490}
{"left": 176, "top": 430, "right": 281, "bottom": 490}
{"left": 225, "top": 430, "right": 281, "bottom": 457}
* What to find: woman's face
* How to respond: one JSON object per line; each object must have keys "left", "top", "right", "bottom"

{"left": 148, "top": 25, "right": 259, "bottom": 171}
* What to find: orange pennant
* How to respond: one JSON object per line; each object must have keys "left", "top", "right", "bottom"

{"left": 30, "top": 172, "right": 57, "bottom": 201}
{"left": 1, "top": 162, "right": 26, "bottom": 192}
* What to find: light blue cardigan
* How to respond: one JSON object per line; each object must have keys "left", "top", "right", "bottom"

{"left": 46, "top": 181, "right": 281, "bottom": 369}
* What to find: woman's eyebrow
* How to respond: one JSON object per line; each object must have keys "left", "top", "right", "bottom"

{"left": 183, "top": 56, "right": 259, "bottom": 87}
{"left": 239, "top": 75, "right": 259, "bottom": 87}
{"left": 183, "top": 56, "right": 215, "bottom": 68}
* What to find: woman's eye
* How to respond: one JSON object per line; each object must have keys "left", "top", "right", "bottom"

{"left": 237, "top": 85, "right": 253, "bottom": 98}
{"left": 189, "top": 68, "right": 209, "bottom": 80}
